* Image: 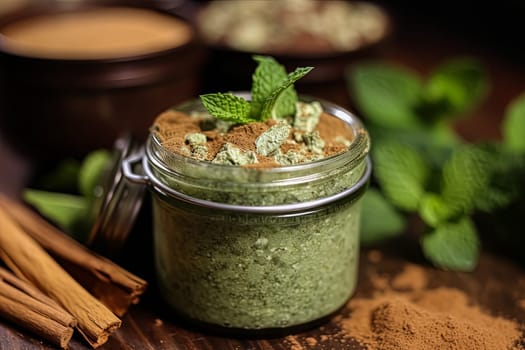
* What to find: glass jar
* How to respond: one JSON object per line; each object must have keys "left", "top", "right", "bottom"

{"left": 123, "top": 94, "right": 370, "bottom": 331}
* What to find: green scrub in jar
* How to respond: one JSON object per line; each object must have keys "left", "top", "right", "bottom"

{"left": 133, "top": 57, "right": 370, "bottom": 330}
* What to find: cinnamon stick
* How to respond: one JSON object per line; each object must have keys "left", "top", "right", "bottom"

{"left": 0, "top": 267, "right": 76, "bottom": 348}
{"left": 0, "top": 207, "right": 121, "bottom": 348}
{"left": 0, "top": 194, "right": 147, "bottom": 317}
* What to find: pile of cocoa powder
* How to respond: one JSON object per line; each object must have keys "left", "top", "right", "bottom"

{"left": 152, "top": 109, "right": 353, "bottom": 168}
{"left": 283, "top": 252, "right": 524, "bottom": 350}
{"left": 339, "top": 255, "right": 524, "bottom": 350}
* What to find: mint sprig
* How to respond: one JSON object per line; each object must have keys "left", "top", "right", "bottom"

{"left": 200, "top": 56, "right": 312, "bottom": 124}
{"left": 200, "top": 93, "right": 254, "bottom": 124}
{"left": 347, "top": 57, "right": 525, "bottom": 271}
{"left": 250, "top": 56, "right": 297, "bottom": 119}
{"left": 260, "top": 67, "right": 313, "bottom": 121}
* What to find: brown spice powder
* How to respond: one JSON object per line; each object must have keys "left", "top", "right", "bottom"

{"left": 305, "top": 337, "right": 317, "bottom": 346}
{"left": 391, "top": 263, "right": 428, "bottom": 290}
{"left": 519, "top": 299, "right": 525, "bottom": 312}
{"left": 285, "top": 335, "right": 304, "bottom": 350}
{"left": 152, "top": 109, "right": 354, "bottom": 167}
{"left": 367, "top": 250, "right": 383, "bottom": 264}
{"left": 340, "top": 264, "right": 524, "bottom": 350}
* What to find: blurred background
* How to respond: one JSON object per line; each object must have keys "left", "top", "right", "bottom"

{"left": 1, "top": 0, "right": 523, "bottom": 156}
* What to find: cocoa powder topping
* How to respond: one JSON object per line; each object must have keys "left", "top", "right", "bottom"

{"left": 152, "top": 109, "right": 353, "bottom": 168}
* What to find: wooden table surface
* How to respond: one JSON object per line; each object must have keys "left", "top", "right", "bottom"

{"left": 1, "top": 1, "right": 525, "bottom": 349}
{"left": 2, "top": 241, "right": 524, "bottom": 350}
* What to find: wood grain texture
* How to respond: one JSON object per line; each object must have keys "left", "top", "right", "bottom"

{"left": 0, "top": 243, "right": 524, "bottom": 350}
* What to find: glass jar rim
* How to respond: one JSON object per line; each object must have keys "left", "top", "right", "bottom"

{"left": 138, "top": 94, "right": 372, "bottom": 213}
{"left": 141, "top": 147, "right": 371, "bottom": 214}
{"left": 148, "top": 93, "right": 370, "bottom": 179}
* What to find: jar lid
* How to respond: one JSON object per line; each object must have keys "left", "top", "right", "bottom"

{"left": 86, "top": 135, "right": 146, "bottom": 258}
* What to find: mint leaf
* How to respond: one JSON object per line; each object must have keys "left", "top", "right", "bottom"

{"left": 421, "top": 145, "right": 518, "bottom": 225}
{"left": 273, "top": 86, "right": 298, "bottom": 119}
{"left": 373, "top": 141, "right": 430, "bottom": 211}
{"left": 502, "top": 93, "right": 525, "bottom": 152}
{"left": 347, "top": 63, "right": 423, "bottom": 128}
{"left": 23, "top": 189, "right": 89, "bottom": 234}
{"left": 419, "top": 193, "right": 446, "bottom": 227}
{"left": 475, "top": 147, "right": 525, "bottom": 211}
{"left": 201, "top": 93, "right": 254, "bottom": 124}
{"left": 260, "top": 66, "right": 313, "bottom": 121}
{"left": 79, "top": 149, "right": 111, "bottom": 198}
{"left": 422, "top": 57, "right": 488, "bottom": 119}
{"left": 251, "top": 56, "right": 297, "bottom": 119}
{"left": 421, "top": 217, "right": 480, "bottom": 271}
{"left": 419, "top": 193, "right": 450, "bottom": 227}
{"left": 439, "top": 145, "right": 494, "bottom": 219}
{"left": 429, "top": 120, "right": 462, "bottom": 146}
{"left": 360, "top": 188, "right": 406, "bottom": 245}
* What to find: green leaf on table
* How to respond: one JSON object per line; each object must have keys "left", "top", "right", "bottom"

{"left": 422, "top": 57, "right": 488, "bottom": 119}
{"left": 251, "top": 55, "right": 297, "bottom": 119}
{"left": 373, "top": 140, "right": 430, "bottom": 211}
{"left": 34, "top": 158, "right": 81, "bottom": 193}
{"left": 360, "top": 188, "right": 406, "bottom": 245}
{"left": 78, "top": 149, "right": 112, "bottom": 199}
{"left": 421, "top": 216, "right": 480, "bottom": 271}
{"left": 502, "top": 93, "right": 525, "bottom": 152}
{"left": 347, "top": 62, "right": 423, "bottom": 128}
{"left": 260, "top": 66, "right": 313, "bottom": 121}
{"left": 23, "top": 189, "right": 89, "bottom": 234}
{"left": 201, "top": 93, "right": 254, "bottom": 124}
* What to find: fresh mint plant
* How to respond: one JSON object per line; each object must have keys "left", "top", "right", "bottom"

{"left": 200, "top": 56, "right": 313, "bottom": 124}
{"left": 349, "top": 62, "right": 423, "bottom": 129}
{"left": 419, "top": 58, "right": 488, "bottom": 122}
{"left": 348, "top": 57, "right": 525, "bottom": 271}
{"left": 347, "top": 57, "right": 487, "bottom": 148}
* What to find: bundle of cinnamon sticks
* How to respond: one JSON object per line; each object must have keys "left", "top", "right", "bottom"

{"left": 0, "top": 194, "right": 147, "bottom": 348}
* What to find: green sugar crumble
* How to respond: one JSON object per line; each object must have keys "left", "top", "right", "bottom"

{"left": 255, "top": 122, "right": 291, "bottom": 156}
{"left": 303, "top": 131, "right": 326, "bottom": 154}
{"left": 275, "top": 150, "right": 302, "bottom": 165}
{"left": 212, "top": 143, "right": 258, "bottom": 165}
{"left": 185, "top": 133, "right": 208, "bottom": 160}
{"left": 294, "top": 101, "right": 322, "bottom": 132}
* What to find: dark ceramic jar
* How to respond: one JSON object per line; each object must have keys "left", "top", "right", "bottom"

{"left": 0, "top": 1, "right": 205, "bottom": 161}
